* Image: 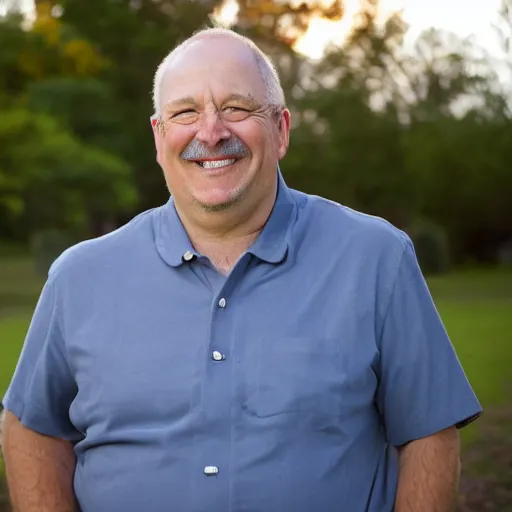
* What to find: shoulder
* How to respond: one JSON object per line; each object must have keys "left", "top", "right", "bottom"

{"left": 292, "top": 190, "right": 411, "bottom": 264}
{"left": 290, "top": 191, "right": 420, "bottom": 332}
{"left": 48, "top": 207, "right": 159, "bottom": 283}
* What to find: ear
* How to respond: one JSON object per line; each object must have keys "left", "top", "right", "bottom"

{"left": 150, "top": 115, "right": 160, "bottom": 132}
{"left": 150, "top": 116, "right": 163, "bottom": 165}
{"left": 277, "top": 108, "right": 291, "bottom": 160}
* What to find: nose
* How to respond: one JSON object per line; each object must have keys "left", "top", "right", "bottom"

{"left": 195, "top": 111, "right": 232, "bottom": 148}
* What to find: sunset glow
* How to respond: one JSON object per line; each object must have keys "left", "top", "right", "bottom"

{"left": 214, "top": 0, "right": 504, "bottom": 59}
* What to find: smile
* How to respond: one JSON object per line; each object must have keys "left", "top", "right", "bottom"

{"left": 196, "top": 159, "right": 236, "bottom": 169}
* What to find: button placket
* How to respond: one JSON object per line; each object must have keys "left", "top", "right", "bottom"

{"left": 211, "top": 295, "right": 228, "bottom": 362}
{"left": 201, "top": 263, "right": 249, "bottom": 500}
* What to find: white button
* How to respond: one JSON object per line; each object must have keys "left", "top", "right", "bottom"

{"left": 212, "top": 351, "right": 225, "bottom": 361}
{"left": 218, "top": 298, "right": 227, "bottom": 308}
{"left": 204, "top": 466, "right": 219, "bottom": 475}
{"left": 183, "top": 251, "right": 194, "bottom": 261}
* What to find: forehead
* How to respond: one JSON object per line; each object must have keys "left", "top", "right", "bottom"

{"left": 160, "top": 37, "right": 267, "bottom": 108}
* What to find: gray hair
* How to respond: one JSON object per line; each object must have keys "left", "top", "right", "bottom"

{"left": 152, "top": 27, "right": 285, "bottom": 118}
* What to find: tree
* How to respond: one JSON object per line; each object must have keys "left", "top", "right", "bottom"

{"left": 232, "top": 0, "right": 343, "bottom": 46}
{"left": 1, "top": 0, "right": 510, "bottom": 263}
{"left": 27, "top": 77, "right": 125, "bottom": 154}
{"left": 58, "top": 0, "right": 217, "bottom": 211}
{"left": 0, "top": 105, "right": 136, "bottom": 238}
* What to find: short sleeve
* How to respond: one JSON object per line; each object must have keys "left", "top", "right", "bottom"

{"left": 376, "top": 236, "right": 482, "bottom": 447}
{"left": 2, "top": 276, "right": 80, "bottom": 441}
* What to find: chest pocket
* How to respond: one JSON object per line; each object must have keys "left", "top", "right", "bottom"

{"left": 245, "top": 337, "right": 344, "bottom": 421}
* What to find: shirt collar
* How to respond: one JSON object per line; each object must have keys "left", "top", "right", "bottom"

{"left": 154, "top": 166, "right": 296, "bottom": 268}
{"left": 247, "top": 169, "right": 295, "bottom": 264}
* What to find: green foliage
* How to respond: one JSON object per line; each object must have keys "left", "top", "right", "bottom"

{"left": 31, "top": 229, "right": 75, "bottom": 277}
{"left": 0, "top": 0, "right": 511, "bottom": 264}
{"left": 0, "top": 106, "right": 136, "bottom": 234}
{"left": 0, "top": 12, "right": 38, "bottom": 94}
{"left": 58, "top": 0, "right": 216, "bottom": 210}
{"left": 0, "top": 10, "right": 137, "bottom": 242}
{"left": 27, "top": 77, "right": 124, "bottom": 151}
{"left": 402, "top": 116, "right": 512, "bottom": 262}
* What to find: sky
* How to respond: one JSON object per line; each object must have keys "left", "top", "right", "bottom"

{"left": 216, "top": 0, "right": 506, "bottom": 60}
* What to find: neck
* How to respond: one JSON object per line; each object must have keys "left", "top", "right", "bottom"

{"left": 174, "top": 180, "right": 278, "bottom": 274}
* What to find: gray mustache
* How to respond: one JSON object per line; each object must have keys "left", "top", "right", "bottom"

{"left": 180, "top": 136, "right": 250, "bottom": 161}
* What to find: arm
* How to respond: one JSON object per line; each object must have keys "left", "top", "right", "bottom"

{"left": 0, "top": 276, "right": 82, "bottom": 511}
{"left": 375, "top": 236, "right": 481, "bottom": 508}
{"left": 395, "top": 426, "right": 461, "bottom": 512}
{"left": 1, "top": 410, "right": 78, "bottom": 512}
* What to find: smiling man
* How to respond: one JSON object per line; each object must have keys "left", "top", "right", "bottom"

{"left": 1, "top": 28, "right": 481, "bottom": 512}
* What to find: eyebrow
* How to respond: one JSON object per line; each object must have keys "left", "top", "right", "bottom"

{"left": 163, "top": 97, "right": 199, "bottom": 112}
{"left": 223, "top": 94, "right": 260, "bottom": 108}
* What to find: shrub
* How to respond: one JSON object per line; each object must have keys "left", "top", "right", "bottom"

{"left": 407, "top": 219, "right": 451, "bottom": 275}
{"left": 31, "top": 229, "right": 74, "bottom": 277}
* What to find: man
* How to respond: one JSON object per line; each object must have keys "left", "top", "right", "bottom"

{"left": 1, "top": 28, "right": 482, "bottom": 512}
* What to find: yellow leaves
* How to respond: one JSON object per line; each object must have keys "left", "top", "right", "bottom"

{"left": 16, "top": 0, "right": 109, "bottom": 81}
{"left": 62, "top": 39, "right": 109, "bottom": 76}
{"left": 240, "top": 0, "right": 343, "bottom": 19}
{"left": 32, "top": 1, "right": 61, "bottom": 47}
{"left": 234, "top": 0, "right": 344, "bottom": 48}
{"left": 248, "top": 0, "right": 287, "bottom": 16}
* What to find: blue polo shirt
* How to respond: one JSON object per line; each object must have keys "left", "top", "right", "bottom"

{"left": 4, "top": 170, "right": 481, "bottom": 512}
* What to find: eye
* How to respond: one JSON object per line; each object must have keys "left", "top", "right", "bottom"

{"left": 168, "top": 109, "right": 199, "bottom": 125}
{"left": 172, "top": 109, "right": 197, "bottom": 118}
{"left": 223, "top": 106, "right": 249, "bottom": 113}
{"left": 222, "top": 106, "right": 252, "bottom": 122}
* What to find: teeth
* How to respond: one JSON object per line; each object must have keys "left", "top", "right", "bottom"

{"left": 201, "top": 159, "right": 235, "bottom": 169}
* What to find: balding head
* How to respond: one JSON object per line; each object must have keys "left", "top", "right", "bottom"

{"left": 152, "top": 28, "right": 285, "bottom": 118}
{"left": 150, "top": 26, "right": 291, "bottom": 219}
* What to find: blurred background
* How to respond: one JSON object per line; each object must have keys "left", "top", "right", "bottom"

{"left": 0, "top": 0, "right": 511, "bottom": 510}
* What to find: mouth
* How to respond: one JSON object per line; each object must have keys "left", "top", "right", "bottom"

{"left": 193, "top": 158, "right": 237, "bottom": 169}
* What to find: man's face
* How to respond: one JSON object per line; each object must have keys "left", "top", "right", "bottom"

{"left": 152, "top": 37, "right": 290, "bottom": 213}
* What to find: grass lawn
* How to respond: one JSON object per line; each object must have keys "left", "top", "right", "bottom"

{"left": 428, "top": 269, "right": 512, "bottom": 419}
{"left": 0, "top": 315, "right": 33, "bottom": 402}
{"left": 0, "top": 258, "right": 511, "bottom": 473}
{"left": 0, "top": 260, "right": 511, "bottom": 425}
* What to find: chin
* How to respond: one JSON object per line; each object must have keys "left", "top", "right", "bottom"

{"left": 198, "top": 201, "right": 236, "bottom": 213}
{"left": 194, "top": 188, "right": 246, "bottom": 212}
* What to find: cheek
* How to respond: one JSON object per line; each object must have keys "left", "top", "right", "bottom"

{"left": 158, "top": 127, "right": 195, "bottom": 161}
{"left": 232, "top": 119, "right": 277, "bottom": 155}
